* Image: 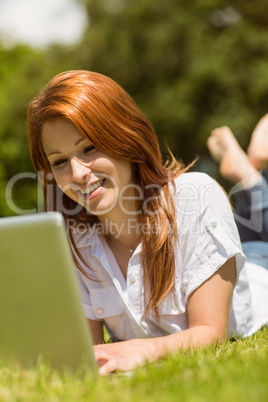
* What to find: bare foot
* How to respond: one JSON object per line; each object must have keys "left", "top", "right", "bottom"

{"left": 247, "top": 114, "right": 268, "bottom": 170}
{"left": 207, "top": 126, "right": 262, "bottom": 187}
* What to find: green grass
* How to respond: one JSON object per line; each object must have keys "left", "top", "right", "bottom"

{"left": 1, "top": 327, "right": 268, "bottom": 402}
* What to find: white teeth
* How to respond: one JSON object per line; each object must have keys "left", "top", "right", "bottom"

{"left": 80, "top": 179, "right": 103, "bottom": 195}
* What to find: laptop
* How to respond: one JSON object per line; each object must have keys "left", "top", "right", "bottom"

{"left": 0, "top": 212, "right": 97, "bottom": 374}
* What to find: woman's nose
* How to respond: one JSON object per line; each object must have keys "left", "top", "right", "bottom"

{"left": 70, "top": 158, "right": 91, "bottom": 182}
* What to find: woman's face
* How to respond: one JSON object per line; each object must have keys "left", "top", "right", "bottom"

{"left": 41, "top": 119, "right": 135, "bottom": 218}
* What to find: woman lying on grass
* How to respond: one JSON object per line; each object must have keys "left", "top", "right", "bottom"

{"left": 27, "top": 70, "right": 268, "bottom": 375}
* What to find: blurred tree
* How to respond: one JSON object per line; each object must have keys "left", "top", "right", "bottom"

{"left": 0, "top": 43, "right": 79, "bottom": 216}
{"left": 77, "top": 0, "right": 268, "bottom": 167}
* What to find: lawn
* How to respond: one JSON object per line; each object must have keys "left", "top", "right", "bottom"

{"left": 0, "top": 327, "right": 267, "bottom": 402}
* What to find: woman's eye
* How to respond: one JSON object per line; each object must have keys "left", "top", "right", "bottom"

{"left": 52, "top": 158, "right": 67, "bottom": 167}
{"left": 84, "top": 145, "right": 96, "bottom": 154}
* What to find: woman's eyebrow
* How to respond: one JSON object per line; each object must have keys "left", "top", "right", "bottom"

{"left": 46, "top": 138, "right": 89, "bottom": 157}
{"left": 46, "top": 150, "right": 61, "bottom": 157}
{"left": 75, "top": 137, "right": 88, "bottom": 146}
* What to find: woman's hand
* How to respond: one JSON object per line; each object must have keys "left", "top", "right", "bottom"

{"left": 93, "top": 338, "right": 157, "bottom": 375}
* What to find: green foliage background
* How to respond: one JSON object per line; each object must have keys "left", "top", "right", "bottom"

{"left": 1, "top": 0, "right": 268, "bottom": 216}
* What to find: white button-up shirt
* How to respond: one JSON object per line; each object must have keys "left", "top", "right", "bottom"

{"left": 73, "top": 172, "right": 268, "bottom": 341}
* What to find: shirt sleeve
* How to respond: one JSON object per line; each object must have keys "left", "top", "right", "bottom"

{"left": 175, "top": 172, "right": 246, "bottom": 305}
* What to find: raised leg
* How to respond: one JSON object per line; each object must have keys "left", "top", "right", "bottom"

{"left": 247, "top": 114, "right": 268, "bottom": 170}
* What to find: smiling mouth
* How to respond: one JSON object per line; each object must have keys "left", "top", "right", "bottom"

{"left": 80, "top": 179, "right": 105, "bottom": 196}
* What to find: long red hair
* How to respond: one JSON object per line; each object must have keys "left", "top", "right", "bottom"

{"left": 27, "top": 70, "right": 188, "bottom": 314}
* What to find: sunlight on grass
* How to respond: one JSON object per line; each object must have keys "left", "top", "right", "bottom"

{"left": 0, "top": 327, "right": 267, "bottom": 402}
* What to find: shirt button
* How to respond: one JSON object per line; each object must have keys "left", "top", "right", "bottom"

{"left": 171, "top": 304, "right": 178, "bottom": 311}
{"left": 129, "top": 278, "right": 135, "bottom": 284}
{"left": 211, "top": 221, "right": 217, "bottom": 229}
{"left": 97, "top": 308, "right": 103, "bottom": 315}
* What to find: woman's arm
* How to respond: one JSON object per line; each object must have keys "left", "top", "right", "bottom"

{"left": 93, "top": 257, "right": 236, "bottom": 375}
{"left": 88, "top": 319, "right": 104, "bottom": 345}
